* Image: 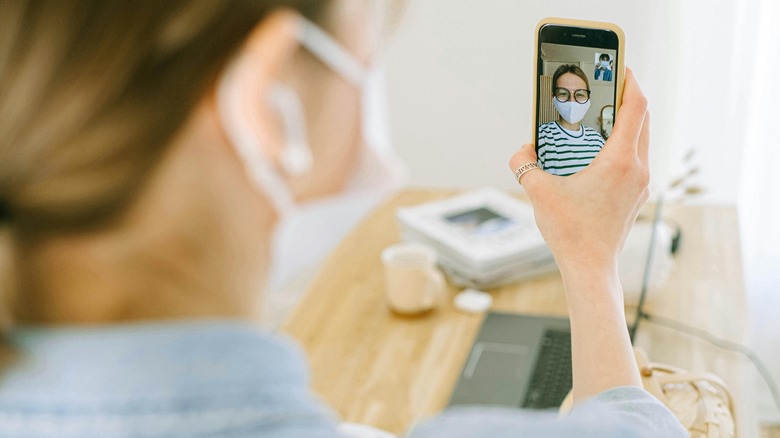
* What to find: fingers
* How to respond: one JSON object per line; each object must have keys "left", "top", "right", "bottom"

{"left": 609, "top": 68, "right": 648, "bottom": 154}
{"left": 508, "top": 143, "right": 543, "bottom": 188}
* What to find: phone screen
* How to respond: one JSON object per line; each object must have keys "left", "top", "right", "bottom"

{"left": 535, "top": 24, "right": 620, "bottom": 176}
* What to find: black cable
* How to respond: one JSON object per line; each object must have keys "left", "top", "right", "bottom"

{"left": 629, "top": 197, "right": 664, "bottom": 342}
{"left": 641, "top": 311, "right": 780, "bottom": 414}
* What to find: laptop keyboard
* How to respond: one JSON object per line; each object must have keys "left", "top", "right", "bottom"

{"left": 521, "top": 329, "right": 572, "bottom": 409}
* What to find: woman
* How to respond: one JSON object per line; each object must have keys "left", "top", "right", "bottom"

{"left": 0, "top": 1, "right": 685, "bottom": 436}
{"left": 537, "top": 64, "right": 606, "bottom": 176}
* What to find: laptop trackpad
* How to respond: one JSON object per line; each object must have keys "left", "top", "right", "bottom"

{"left": 460, "top": 342, "right": 530, "bottom": 405}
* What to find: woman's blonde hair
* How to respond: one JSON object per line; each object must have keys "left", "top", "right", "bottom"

{"left": 0, "top": 0, "right": 328, "bottom": 236}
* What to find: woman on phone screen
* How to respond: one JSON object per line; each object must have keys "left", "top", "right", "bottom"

{"left": 537, "top": 64, "right": 606, "bottom": 176}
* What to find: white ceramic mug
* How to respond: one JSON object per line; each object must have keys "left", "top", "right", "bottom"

{"left": 380, "top": 242, "right": 445, "bottom": 314}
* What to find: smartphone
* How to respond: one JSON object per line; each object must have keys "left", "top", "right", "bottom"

{"left": 533, "top": 18, "right": 625, "bottom": 176}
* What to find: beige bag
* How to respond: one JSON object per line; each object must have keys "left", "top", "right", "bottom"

{"left": 559, "top": 348, "right": 737, "bottom": 437}
{"left": 634, "top": 348, "right": 736, "bottom": 438}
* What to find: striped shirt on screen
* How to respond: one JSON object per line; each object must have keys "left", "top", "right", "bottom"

{"left": 537, "top": 121, "right": 605, "bottom": 176}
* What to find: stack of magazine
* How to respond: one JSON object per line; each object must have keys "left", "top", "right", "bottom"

{"left": 395, "top": 187, "right": 557, "bottom": 288}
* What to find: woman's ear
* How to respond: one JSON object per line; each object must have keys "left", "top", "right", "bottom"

{"left": 213, "top": 8, "right": 302, "bottom": 167}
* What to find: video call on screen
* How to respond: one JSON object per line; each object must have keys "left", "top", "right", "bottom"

{"left": 536, "top": 42, "right": 617, "bottom": 176}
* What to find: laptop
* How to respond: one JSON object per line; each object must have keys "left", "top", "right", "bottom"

{"left": 448, "top": 312, "right": 572, "bottom": 409}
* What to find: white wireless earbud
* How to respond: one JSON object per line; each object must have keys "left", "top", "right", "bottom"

{"left": 267, "top": 84, "right": 313, "bottom": 176}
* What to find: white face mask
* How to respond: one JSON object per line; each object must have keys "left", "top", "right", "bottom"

{"left": 217, "top": 15, "right": 407, "bottom": 321}
{"left": 553, "top": 98, "right": 591, "bottom": 125}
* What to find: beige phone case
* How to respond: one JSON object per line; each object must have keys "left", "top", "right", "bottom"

{"left": 533, "top": 17, "right": 626, "bottom": 148}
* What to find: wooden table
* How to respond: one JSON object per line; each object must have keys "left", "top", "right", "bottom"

{"left": 283, "top": 189, "right": 754, "bottom": 436}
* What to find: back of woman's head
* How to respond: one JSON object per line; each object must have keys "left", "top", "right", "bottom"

{"left": 0, "top": 0, "right": 327, "bottom": 237}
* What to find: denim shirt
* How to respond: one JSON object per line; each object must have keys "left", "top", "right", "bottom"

{"left": 0, "top": 321, "right": 686, "bottom": 437}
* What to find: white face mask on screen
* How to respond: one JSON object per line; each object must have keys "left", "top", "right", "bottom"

{"left": 217, "top": 15, "right": 408, "bottom": 318}
{"left": 553, "top": 98, "right": 591, "bottom": 126}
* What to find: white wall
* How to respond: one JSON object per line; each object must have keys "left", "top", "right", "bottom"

{"left": 384, "top": 0, "right": 743, "bottom": 205}
{"left": 736, "top": 0, "right": 780, "bottom": 424}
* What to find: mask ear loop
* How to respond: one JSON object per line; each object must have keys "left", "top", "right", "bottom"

{"left": 297, "top": 15, "right": 408, "bottom": 191}
{"left": 296, "top": 17, "right": 367, "bottom": 89}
